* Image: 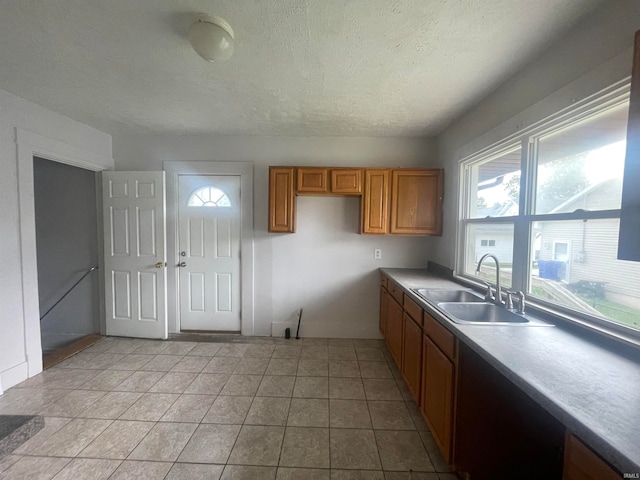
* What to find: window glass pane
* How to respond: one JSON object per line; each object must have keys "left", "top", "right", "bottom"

{"left": 187, "top": 187, "right": 231, "bottom": 207}
{"left": 468, "top": 146, "right": 521, "bottom": 219}
{"left": 534, "top": 102, "right": 628, "bottom": 214}
{"left": 464, "top": 223, "right": 514, "bottom": 288}
{"left": 530, "top": 219, "right": 640, "bottom": 331}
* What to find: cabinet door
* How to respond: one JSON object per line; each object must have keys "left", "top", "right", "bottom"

{"left": 422, "top": 334, "right": 454, "bottom": 462}
{"left": 563, "top": 433, "right": 620, "bottom": 480}
{"left": 379, "top": 285, "right": 388, "bottom": 336}
{"left": 331, "top": 168, "right": 362, "bottom": 194}
{"left": 269, "top": 167, "right": 296, "bottom": 233}
{"left": 361, "top": 169, "right": 390, "bottom": 234}
{"left": 402, "top": 313, "right": 422, "bottom": 403}
{"left": 297, "top": 167, "right": 328, "bottom": 193}
{"left": 390, "top": 169, "right": 443, "bottom": 235}
{"left": 385, "top": 295, "right": 403, "bottom": 367}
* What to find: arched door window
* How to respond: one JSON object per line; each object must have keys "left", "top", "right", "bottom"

{"left": 187, "top": 186, "right": 231, "bottom": 207}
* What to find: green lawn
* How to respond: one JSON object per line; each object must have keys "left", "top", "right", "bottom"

{"left": 529, "top": 287, "right": 640, "bottom": 330}
{"left": 591, "top": 298, "right": 640, "bottom": 330}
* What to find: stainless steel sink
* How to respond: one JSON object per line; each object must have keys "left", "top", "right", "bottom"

{"left": 413, "top": 288, "right": 485, "bottom": 304}
{"left": 438, "top": 302, "right": 529, "bottom": 325}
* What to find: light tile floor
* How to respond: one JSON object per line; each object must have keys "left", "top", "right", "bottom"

{"left": 0, "top": 337, "right": 460, "bottom": 480}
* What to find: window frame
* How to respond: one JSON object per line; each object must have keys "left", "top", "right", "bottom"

{"left": 455, "top": 81, "right": 639, "bottom": 343}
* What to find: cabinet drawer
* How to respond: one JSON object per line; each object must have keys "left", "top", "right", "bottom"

{"left": 404, "top": 295, "right": 423, "bottom": 326}
{"left": 424, "top": 312, "right": 455, "bottom": 360}
{"left": 331, "top": 168, "right": 362, "bottom": 194}
{"left": 380, "top": 274, "right": 388, "bottom": 289}
{"left": 388, "top": 281, "right": 403, "bottom": 305}
{"left": 297, "top": 168, "right": 328, "bottom": 193}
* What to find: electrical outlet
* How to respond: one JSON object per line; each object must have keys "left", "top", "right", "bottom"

{"left": 374, "top": 248, "right": 382, "bottom": 260}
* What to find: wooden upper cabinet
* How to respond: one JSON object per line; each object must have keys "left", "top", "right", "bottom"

{"left": 268, "top": 167, "right": 296, "bottom": 233}
{"left": 563, "top": 433, "right": 620, "bottom": 480}
{"left": 268, "top": 165, "right": 444, "bottom": 234}
{"left": 361, "top": 169, "right": 390, "bottom": 234}
{"left": 297, "top": 168, "right": 328, "bottom": 193}
{"left": 331, "top": 168, "right": 362, "bottom": 194}
{"left": 390, "top": 169, "right": 444, "bottom": 235}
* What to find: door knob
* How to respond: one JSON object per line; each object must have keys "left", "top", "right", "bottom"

{"left": 179, "top": 262, "right": 187, "bottom": 267}
{"left": 155, "top": 262, "right": 165, "bottom": 269}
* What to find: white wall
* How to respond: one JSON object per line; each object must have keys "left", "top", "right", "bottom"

{"left": 432, "top": 0, "right": 639, "bottom": 270}
{"left": 112, "top": 136, "right": 437, "bottom": 338}
{"left": 0, "top": 88, "right": 112, "bottom": 392}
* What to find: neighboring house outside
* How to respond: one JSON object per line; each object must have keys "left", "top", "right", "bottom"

{"left": 537, "top": 178, "right": 640, "bottom": 310}
{"left": 473, "top": 201, "right": 517, "bottom": 264}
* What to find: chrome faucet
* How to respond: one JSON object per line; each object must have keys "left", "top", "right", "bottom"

{"left": 475, "top": 254, "right": 505, "bottom": 306}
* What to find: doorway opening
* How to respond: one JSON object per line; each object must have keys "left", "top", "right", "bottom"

{"left": 33, "top": 157, "right": 101, "bottom": 365}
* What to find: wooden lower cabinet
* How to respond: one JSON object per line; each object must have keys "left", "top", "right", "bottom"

{"left": 385, "top": 295, "right": 403, "bottom": 366}
{"left": 563, "top": 433, "right": 620, "bottom": 480}
{"left": 401, "top": 313, "right": 422, "bottom": 402}
{"left": 379, "top": 285, "right": 388, "bottom": 336}
{"left": 421, "top": 334, "right": 455, "bottom": 463}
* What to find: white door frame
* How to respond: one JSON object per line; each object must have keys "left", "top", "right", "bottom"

{"left": 16, "top": 128, "right": 113, "bottom": 377}
{"left": 165, "top": 162, "right": 255, "bottom": 335}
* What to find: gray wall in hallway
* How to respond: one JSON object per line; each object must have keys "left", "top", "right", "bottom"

{"left": 34, "top": 157, "right": 100, "bottom": 351}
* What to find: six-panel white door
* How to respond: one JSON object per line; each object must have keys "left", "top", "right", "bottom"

{"left": 178, "top": 175, "right": 241, "bottom": 332}
{"left": 102, "top": 171, "right": 167, "bottom": 339}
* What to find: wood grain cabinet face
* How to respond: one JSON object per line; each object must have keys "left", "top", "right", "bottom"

{"left": 421, "top": 334, "right": 455, "bottom": 463}
{"left": 297, "top": 168, "right": 328, "bottom": 193}
{"left": 331, "top": 168, "right": 362, "bottom": 194}
{"left": 268, "top": 167, "right": 296, "bottom": 233}
{"left": 402, "top": 313, "right": 423, "bottom": 403}
{"left": 563, "top": 433, "right": 620, "bottom": 480}
{"left": 361, "top": 169, "right": 390, "bottom": 234}
{"left": 390, "top": 169, "right": 444, "bottom": 235}
{"left": 385, "top": 295, "right": 404, "bottom": 367}
{"left": 379, "top": 285, "right": 388, "bottom": 336}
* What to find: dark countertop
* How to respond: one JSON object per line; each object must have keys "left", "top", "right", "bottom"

{"left": 381, "top": 268, "right": 640, "bottom": 474}
{"left": 0, "top": 415, "right": 44, "bottom": 459}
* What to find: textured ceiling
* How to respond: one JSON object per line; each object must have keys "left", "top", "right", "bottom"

{"left": 0, "top": 0, "right": 604, "bottom": 137}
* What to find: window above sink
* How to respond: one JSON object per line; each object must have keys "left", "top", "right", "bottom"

{"left": 457, "top": 83, "right": 640, "bottom": 340}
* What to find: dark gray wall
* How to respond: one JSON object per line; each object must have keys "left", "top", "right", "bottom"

{"left": 34, "top": 157, "right": 99, "bottom": 352}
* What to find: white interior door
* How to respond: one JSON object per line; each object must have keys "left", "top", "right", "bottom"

{"left": 178, "top": 175, "right": 241, "bottom": 332}
{"left": 102, "top": 171, "right": 167, "bottom": 339}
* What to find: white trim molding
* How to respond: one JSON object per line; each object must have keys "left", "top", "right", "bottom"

{"left": 164, "top": 161, "right": 255, "bottom": 336}
{"left": 15, "top": 128, "right": 114, "bottom": 379}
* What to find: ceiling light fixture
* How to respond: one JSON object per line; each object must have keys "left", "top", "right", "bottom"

{"left": 188, "top": 16, "right": 234, "bottom": 63}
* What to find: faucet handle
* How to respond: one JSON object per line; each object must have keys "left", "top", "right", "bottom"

{"left": 505, "top": 291, "right": 514, "bottom": 309}
{"left": 516, "top": 291, "right": 526, "bottom": 314}
{"left": 506, "top": 290, "right": 526, "bottom": 314}
{"left": 482, "top": 281, "right": 494, "bottom": 302}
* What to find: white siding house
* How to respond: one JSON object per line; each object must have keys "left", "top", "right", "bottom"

{"left": 538, "top": 178, "right": 640, "bottom": 309}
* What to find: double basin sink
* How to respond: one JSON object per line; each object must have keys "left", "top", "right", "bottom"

{"left": 413, "top": 288, "right": 551, "bottom": 326}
